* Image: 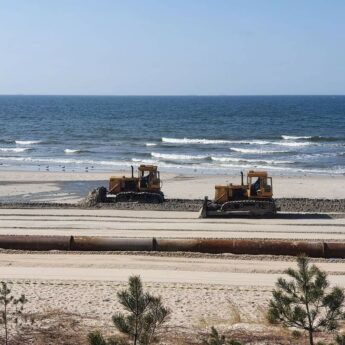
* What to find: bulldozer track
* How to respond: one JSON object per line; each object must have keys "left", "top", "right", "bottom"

{"left": 114, "top": 191, "right": 164, "bottom": 203}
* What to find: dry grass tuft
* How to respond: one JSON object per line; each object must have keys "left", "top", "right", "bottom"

{"left": 0, "top": 309, "right": 338, "bottom": 345}
{"left": 0, "top": 309, "right": 90, "bottom": 345}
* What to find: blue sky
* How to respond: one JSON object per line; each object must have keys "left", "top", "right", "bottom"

{"left": 1, "top": 0, "right": 344, "bottom": 95}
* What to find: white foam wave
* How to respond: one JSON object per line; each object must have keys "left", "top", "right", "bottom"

{"left": 246, "top": 140, "right": 271, "bottom": 145}
{"left": 145, "top": 143, "right": 157, "bottom": 147}
{"left": 281, "top": 135, "right": 312, "bottom": 140}
{"left": 0, "top": 156, "right": 133, "bottom": 167}
{"left": 0, "top": 156, "right": 343, "bottom": 175}
{"left": 162, "top": 137, "right": 273, "bottom": 145}
{"left": 275, "top": 141, "right": 311, "bottom": 147}
{"left": 16, "top": 140, "right": 41, "bottom": 145}
{"left": 151, "top": 152, "right": 208, "bottom": 160}
{"left": 162, "top": 137, "right": 232, "bottom": 144}
{"left": 211, "top": 156, "right": 293, "bottom": 164}
{"left": 64, "top": 149, "right": 82, "bottom": 154}
{"left": 230, "top": 147, "right": 289, "bottom": 154}
{"left": 132, "top": 158, "right": 157, "bottom": 164}
{"left": 219, "top": 163, "right": 291, "bottom": 171}
{"left": 0, "top": 147, "right": 31, "bottom": 153}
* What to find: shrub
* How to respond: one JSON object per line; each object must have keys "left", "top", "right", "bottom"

{"left": 335, "top": 333, "right": 345, "bottom": 345}
{"left": 88, "top": 275, "right": 170, "bottom": 345}
{"left": 267, "top": 255, "right": 345, "bottom": 345}
{"left": 202, "top": 326, "right": 242, "bottom": 345}
{"left": 0, "top": 281, "right": 27, "bottom": 345}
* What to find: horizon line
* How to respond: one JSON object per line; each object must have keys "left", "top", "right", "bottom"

{"left": 0, "top": 94, "right": 345, "bottom": 97}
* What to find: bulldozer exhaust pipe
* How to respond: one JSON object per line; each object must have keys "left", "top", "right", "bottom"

{"left": 1, "top": 235, "right": 345, "bottom": 258}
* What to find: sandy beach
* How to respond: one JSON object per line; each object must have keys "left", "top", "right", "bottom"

{"left": 0, "top": 170, "right": 344, "bottom": 203}
{"left": 0, "top": 170, "right": 344, "bottom": 343}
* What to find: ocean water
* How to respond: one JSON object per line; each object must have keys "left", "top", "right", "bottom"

{"left": 0, "top": 95, "right": 344, "bottom": 175}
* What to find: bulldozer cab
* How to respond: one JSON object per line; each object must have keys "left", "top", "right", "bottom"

{"left": 138, "top": 165, "right": 161, "bottom": 191}
{"left": 247, "top": 170, "right": 272, "bottom": 198}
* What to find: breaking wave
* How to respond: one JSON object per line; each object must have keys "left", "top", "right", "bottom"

{"left": 230, "top": 147, "right": 290, "bottom": 154}
{"left": 151, "top": 152, "right": 209, "bottom": 160}
{"left": 145, "top": 143, "right": 157, "bottom": 147}
{"left": 211, "top": 156, "right": 293, "bottom": 165}
{"left": 281, "top": 135, "right": 312, "bottom": 140}
{"left": 282, "top": 135, "right": 344, "bottom": 142}
{"left": 64, "top": 149, "right": 90, "bottom": 154}
{"left": 132, "top": 158, "right": 157, "bottom": 164}
{"left": 0, "top": 147, "right": 32, "bottom": 153}
{"left": 162, "top": 137, "right": 234, "bottom": 145}
{"left": 161, "top": 137, "right": 271, "bottom": 145}
{"left": 275, "top": 141, "right": 311, "bottom": 147}
{"left": 16, "top": 140, "right": 41, "bottom": 145}
{"left": 0, "top": 139, "right": 15, "bottom": 144}
{"left": 64, "top": 149, "right": 81, "bottom": 154}
{"left": 0, "top": 156, "right": 132, "bottom": 167}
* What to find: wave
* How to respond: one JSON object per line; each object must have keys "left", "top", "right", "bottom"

{"left": 0, "top": 147, "right": 31, "bottom": 153}
{"left": 230, "top": 147, "right": 290, "bottom": 154}
{"left": 245, "top": 140, "right": 271, "bottom": 145}
{"left": 282, "top": 135, "right": 345, "bottom": 142}
{"left": 275, "top": 141, "right": 311, "bottom": 147}
{"left": 151, "top": 152, "right": 209, "bottom": 160}
{"left": 310, "top": 136, "right": 345, "bottom": 142}
{"left": 0, "top": 156, "right": 133, "bottom": 167}
{"left": 218, "top": 163, "right": 290, "bottom": 171}
{"left": 211, "top": 156, "right": 293, "bottom": 165}
{"left": 0, "top": 139, "right": 15, "bottom": 144}
{"left": 161, "top": 137, "right": 271, "bottom": 145}
{"left": 16, "top": 140, "right": 41, "bottom": 145}
{"left": 281, "top": 135, "right": 312, "bottom": 140}
{"left": 64, "top": 149, "right": 90, "bottom": 154}
{"left": 162, "top": 137, "right": 234, "bottom": 145}
{"left": 132, "top": 158, "right": 157, "bottom": 164}
{"left": 0, "top": 155, "right": 343, "bottom": 175}
{"left": 145, "top": 143, "right": 157, "bottom": 147}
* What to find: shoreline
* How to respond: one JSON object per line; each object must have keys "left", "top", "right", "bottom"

{"left": 0, "top": 169, "right": 344, "bottom": 203}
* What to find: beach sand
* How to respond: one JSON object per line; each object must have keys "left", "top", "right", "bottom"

{"left": 1, "top": 252, "right": 345, "bottom": 343}
{"left": 0, "top": 170, "right": 344, "bottom": 203}
{"left": 0, "top": 170, "right": 344, "bottom": 343}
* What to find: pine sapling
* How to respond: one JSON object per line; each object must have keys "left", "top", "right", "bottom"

{"left": 112, "top": 276, "right": 170, "bottom": 345}
{"left": 88, "top": 275, "right": 170, "bottom": 345}
{"left": 267, "top": 255, "right": 345, "bottom": 345}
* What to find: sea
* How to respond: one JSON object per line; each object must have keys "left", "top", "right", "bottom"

{"left": 0, "top": 95, "right": 344, "bottom": 175}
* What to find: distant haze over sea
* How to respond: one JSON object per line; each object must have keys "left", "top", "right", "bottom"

{"left": 0, "top": 96, "right": 344, "bottom": 175}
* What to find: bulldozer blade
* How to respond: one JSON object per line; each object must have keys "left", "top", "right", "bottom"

{"left": 198, "top": 197, "right": 209, "bottom": 218}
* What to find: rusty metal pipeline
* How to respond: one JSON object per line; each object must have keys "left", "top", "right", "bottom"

{"left": 324, "top": 242, "right": 345, "bottom": 259}
{"left": 70, "top": 236, "right": 154, "bottom": 251}
{"left": 156, "top": 239, "right": 326, "bottom": 257}
{"left": 0, "top": 235, "right": 344, "bottom": 258}
{"left": 0, "top": 235, "right": 71, "bottom": 251}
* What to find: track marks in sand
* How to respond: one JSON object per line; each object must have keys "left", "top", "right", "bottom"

{"left": 1, "top": 279, "right": 272, "bottom": 332}
{"left": 0, "top": 208, "right": 345, "bottom": 241}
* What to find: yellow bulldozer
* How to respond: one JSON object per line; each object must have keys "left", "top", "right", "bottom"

{"left": 199, "top": 170, "right": 279, "bottom": 217}
{"left": 107, "top": 165, "right": 164, "bottom": 203}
